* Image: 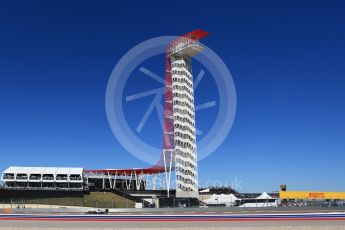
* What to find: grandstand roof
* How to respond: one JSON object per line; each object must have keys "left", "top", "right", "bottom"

{"left": 84, "top": 166, "right": 166, "bottom": 175}
{"left": 2, "top": 166, "right": 83, "bottom": 175}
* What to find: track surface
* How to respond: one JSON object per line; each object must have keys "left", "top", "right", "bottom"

{"left": 2, "top": 212, "right": 345, "bottom": 221}
{"left": 1, "top": 212, "right": 345, "bottom": 229}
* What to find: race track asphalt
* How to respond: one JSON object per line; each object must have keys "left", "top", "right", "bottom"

{"left": 1, "top": 212, "right": 345, "bottom": 229}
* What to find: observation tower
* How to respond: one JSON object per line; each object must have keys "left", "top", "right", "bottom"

{"left": 162, "top": 29, "right": 208, "bottom": 198}
{"left": 83, "top": 30, "right": 208, "bottom": 199}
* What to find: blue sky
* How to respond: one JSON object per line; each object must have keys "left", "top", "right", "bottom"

{"left": 0, "top": 1, "right": 344, "bottom": 192}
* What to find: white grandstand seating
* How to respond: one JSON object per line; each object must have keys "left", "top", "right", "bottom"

{"left": 1, "top": 166, "right": 83, "bottom": 190}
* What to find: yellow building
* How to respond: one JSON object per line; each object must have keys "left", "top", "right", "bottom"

{"left": 279, "top": 191, "right": 345, "bottom": 200}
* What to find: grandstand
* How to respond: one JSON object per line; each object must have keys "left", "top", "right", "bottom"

{"left": 0, "top": 166, "right": 203, "bottom": 208}
{"left": 0, "top": 166, "right": 148, "bottom": 192}
{"left": 0, "top": 166, "right": 148, "bottom": 208}
{"left": 2, "top": 167, "right": 83, "bottom": 190}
